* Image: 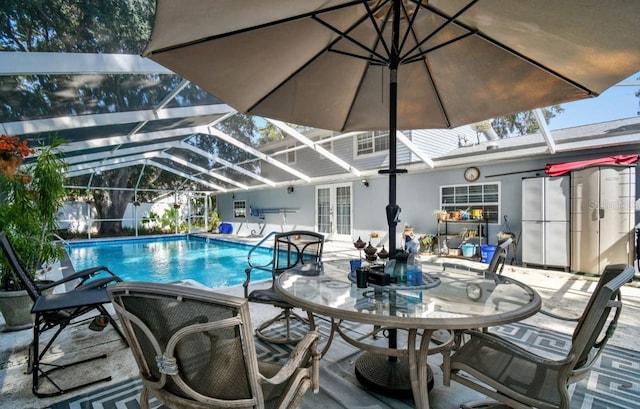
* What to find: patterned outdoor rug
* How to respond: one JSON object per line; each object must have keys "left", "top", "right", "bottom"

{"left": 48, "top": 320, "right": 640, "bottom": 409}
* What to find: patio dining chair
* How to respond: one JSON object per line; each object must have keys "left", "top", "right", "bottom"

{"left": 108, "top": 281, "right": 320, "bottom": 409}
{"left": 444, "top": 263, "right": 634, "bottom": 409}
{"left": 441, "top": 237, "right": 513, "bottom": 280}
{"left": 0, "top": 231, "right": 128, "bottom": 397}
{"left": 430, "top": 237, "right": 514, "bottom": 345}
{"left": 243, "top": 230, "right": 324, "bottom": 344}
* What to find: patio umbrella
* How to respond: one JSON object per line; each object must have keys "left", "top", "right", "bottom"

{"left": 143, "top": 0, "right": 639, "bottom": 251}
{"left": 143, "top": 1, "right": 640, "bottom": 398}
{"left": 143, "top": 0, "right": 640, "bottom": 252}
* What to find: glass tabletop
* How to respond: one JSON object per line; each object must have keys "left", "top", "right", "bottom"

{"left": 276, "top": 261, "right": 541, "bottom": 330}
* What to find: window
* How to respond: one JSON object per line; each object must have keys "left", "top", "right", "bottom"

{"left": 233, "top": 200, "right": 246, "bottom": 218}
{"left": 440, "top": 182, "right": 500, "bottom": 223}
{"left": 356, "top": 131, "right": 389, "bottom": 157}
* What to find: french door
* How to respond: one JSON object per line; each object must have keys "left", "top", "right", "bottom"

{"left": 316, "top": 183, "right": 352, "bottom": 241}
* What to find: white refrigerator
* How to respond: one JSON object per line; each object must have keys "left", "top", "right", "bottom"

{"left": 522, "top": 176, "right": 570, "bottom": 270}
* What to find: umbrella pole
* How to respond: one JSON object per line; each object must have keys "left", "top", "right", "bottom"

{"left": 388, "top": 0, "right": 401, "bottom": 357}
{"left": 388, "top": 68, "right": 399, "bottom": 357}
{"left": 388, "top": 0, "right": 400, "bottom": 261}
{"left": 357, "top": 1, "right": 433, "bottom": 399}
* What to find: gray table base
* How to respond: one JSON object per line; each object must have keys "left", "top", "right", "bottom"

{"left": 354, "top": 352, "right": 434, "bottom": 398}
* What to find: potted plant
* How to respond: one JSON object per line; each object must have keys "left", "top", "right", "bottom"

{"left": 418, "top": 234, "right": 435, "bottom": 255}
{"left": 433, "top": 209, "right": 448, "bottom": 221}
{"left": 0, "top": 139, "right": 67, "bottom": 330}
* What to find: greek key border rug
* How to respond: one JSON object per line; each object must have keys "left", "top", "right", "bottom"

{"left": 48, "top": 320, "right": 640, "bottom": 409}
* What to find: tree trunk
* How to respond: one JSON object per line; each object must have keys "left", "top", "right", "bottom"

{"left": 94, "top": 169, "right": 135, "bottom": 236}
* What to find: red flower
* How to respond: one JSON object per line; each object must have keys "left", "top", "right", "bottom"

{"left": 0, "top": 134, "right": 33, "bottom": 160}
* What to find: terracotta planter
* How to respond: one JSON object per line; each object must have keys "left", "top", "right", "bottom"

{"left": 0, "top": 289, "right": 34, "bottom": 331}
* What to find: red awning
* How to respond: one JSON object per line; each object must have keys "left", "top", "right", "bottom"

{"left": 544, "top": 154, "right": 639, "bottom": 177}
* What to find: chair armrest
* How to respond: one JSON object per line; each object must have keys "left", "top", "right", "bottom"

{"left": 243, "top": 265, "right": 274, "bottom": 298}
{"left": 74, "top": 276, "right": 123, "bottom": 290}
{"left": 242, "top": 267, "right": 252, "bottom": 298}
{"left": 538, "top": 308, "right": 580, "bottom": 322}
{"left": 262, "top": 330, "right": 319, "bottom": 386}
{"left": 37, "top": 266, "right": 121, "bottom": 291}
{"left": 441, "top": 262, "right": 485, "bottom": 275}
{"left": 460, "top": 329, "right": 571, "bottom": 367}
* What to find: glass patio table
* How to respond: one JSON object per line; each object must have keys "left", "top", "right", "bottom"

{"left": 275, "top": 261, "right": 541, "bottom": 409}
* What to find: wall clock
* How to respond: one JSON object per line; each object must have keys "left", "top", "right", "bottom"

{"left": 464, "top": 166, "right": 480, "bottom": 182}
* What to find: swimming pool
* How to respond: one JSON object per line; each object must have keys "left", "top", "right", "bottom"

{"left": 68, "top": 235, "right": 273, "bottom": 288}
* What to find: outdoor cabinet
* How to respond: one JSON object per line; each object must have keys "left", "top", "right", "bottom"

{"left": 570, "top": 166, "right": 635, "bottom": 274}
{"left": 521, "top": 176, "right": 570, "bottom": 270}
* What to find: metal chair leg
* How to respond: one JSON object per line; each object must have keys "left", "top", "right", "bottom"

{"left": 30, "top": 312, "right": 116, "bottom": 398}
{"left": 255, "top": 308, "right": 310, "bottom": 344}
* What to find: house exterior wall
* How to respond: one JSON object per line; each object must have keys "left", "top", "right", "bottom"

{"left": 410, "top": 125, "right": 478, "bottom": 160}
{"left": 262, "top": 127, "right": 469, "bottom": 181}
{"left": 217, "top": 142, "right": 640, "bottom": 264}
{"left": 217, "top": 184, "right": 318, "bottom": 236}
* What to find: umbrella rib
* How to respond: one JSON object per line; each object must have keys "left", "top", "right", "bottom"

{"left": 362, "top": 0, "right": 393, "bottom": 62}
{"left": 421, "top": 59, "right": 451, "bottom": 129}
{"left": 472, "top": 31, "right": 596, "bottom": 95}
{"left": 398, "top": 0, "right": 424, "bottom": 56}
{"left": 424, "top": 4, "right": 597, "bottom": 96}
{"left": 145, "top": 0, "right": 366, "bottom": 55}
{"left": 402, "top": 31, "right": 475, "bottom": 65}
{"left": 245, "top": 6, "right": 385, "bottom": 114}
{"left": 400, "top": 0, "right": 478, "bottom": 63}
{"left": 327, "top": 49, "right": 383, "bottom": 65}
{"left": 312, "top": 14, "right": 388, "bottom": 66}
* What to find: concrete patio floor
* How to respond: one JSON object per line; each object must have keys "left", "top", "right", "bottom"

{"left": 1, "top": 238, "right": 640, "bottom": 409}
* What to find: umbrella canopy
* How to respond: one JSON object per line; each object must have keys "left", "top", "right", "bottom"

{"left": 144, "top": 0, "right": 640, "bottom": 132}
{"left": 144, "top": 0, "right": 640, "bottom": 252}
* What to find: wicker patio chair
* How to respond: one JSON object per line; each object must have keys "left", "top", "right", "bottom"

{"left": 108, "top": 281, "right": 320, "bottom": 409}
{"left": 445, "top": 263, "right": 634, "bottom": 409}
{"left": 243, "top": 231, "right": 324, "bottom": 344}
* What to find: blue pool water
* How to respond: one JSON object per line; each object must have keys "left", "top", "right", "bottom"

{"left": 68, "top": 236, "right": 273, "bottom": 288}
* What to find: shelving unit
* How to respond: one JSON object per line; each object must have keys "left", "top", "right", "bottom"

{"left": 436, "top": 218, "right": 489, "bottom": 258}
{"left": 249, "top": 207, "right": 299, "bottom": 230}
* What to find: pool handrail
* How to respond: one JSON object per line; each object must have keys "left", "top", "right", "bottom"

{"left": 52, "top": 232, "right": 72, "bottom": 253}
{"left": 246, "top": 231, "right": 278, "bottom": 272}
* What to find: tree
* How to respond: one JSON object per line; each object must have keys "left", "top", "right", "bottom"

{"left": 0, "top": 0, "right": 152, "bottom": 53}
{"left": 491, "top": 106, "right": 564, "bottom": 138}
{"left": 256, "top": 121, "right": 285, "bottom": 146}
{"left": 1, "top": 1, "right": 226, "bottom": 235}
{"left": 188, "top": 113, "right": 260, "bottom": 174}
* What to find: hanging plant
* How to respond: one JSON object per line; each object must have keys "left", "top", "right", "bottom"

{"left": 0, "top": 134, "right": 33, "bottom": 178}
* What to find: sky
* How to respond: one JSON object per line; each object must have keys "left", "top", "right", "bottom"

{"left": 547, "top": 72, "right": 640, "bottom": 130}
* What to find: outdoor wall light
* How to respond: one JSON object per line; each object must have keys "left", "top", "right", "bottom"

{"left": 362, "top": 179, "right": 369, "bottom": 187}
{"left": 287, "top": 186, "right": 294, "bottom": 194}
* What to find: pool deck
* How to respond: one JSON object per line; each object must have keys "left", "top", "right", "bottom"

{"left": 2, "top": 234, "right": 640, "bottom": 409}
